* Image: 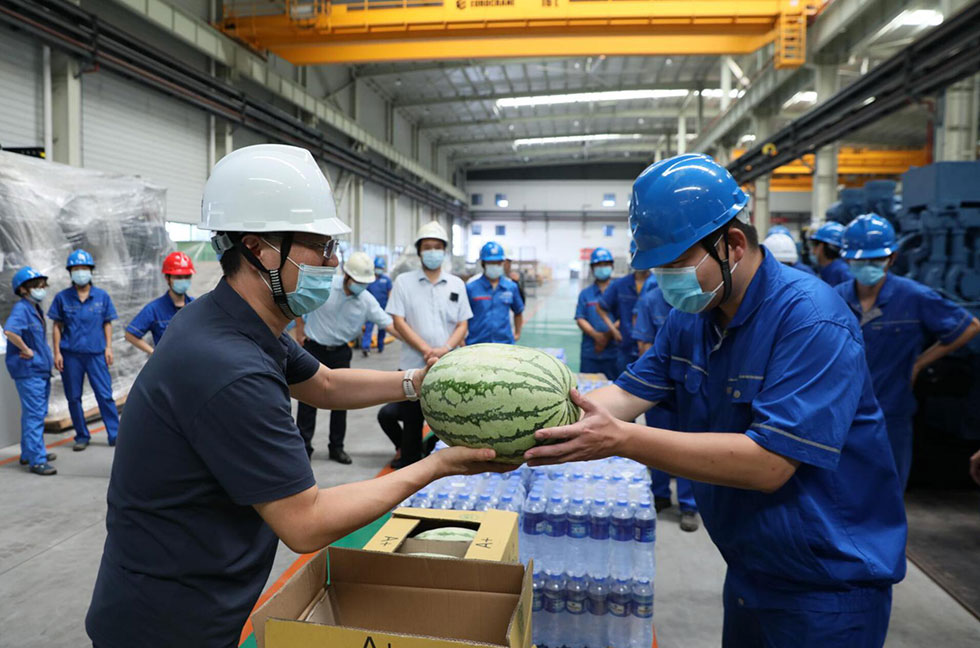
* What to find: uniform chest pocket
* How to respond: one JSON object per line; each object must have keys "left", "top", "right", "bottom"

{"left": 668, "top": 358, "right": 706, "bottom": 395}
{"left": 869, "top": 319, "right": 920, "bottom": 339}
{"left": 726, "top": 375, "right": 764, "bottom": 403}
{"left": 500, "top": 292, "right": 513, "bottom": 306}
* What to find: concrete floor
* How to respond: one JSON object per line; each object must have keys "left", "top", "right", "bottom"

{"left": 0, "top": 280, "right": 978, "bottom": 647}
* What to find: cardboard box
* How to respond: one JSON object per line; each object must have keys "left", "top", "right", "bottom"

{"left": 362, "top": 508, "right": 520, "bottom": 564}
{"left": 251, "top": 547, "right": 532, "bottom": 648}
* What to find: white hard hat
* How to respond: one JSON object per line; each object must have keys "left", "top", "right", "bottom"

{"left": 764, "top": 233, "right": 799, "bottom": 264}
{"left": 200, "top": 144, "right": 351, "bottom": 237}
{"left": 344, "top": 252, "right": 375, "bottom": 284}
{"left": 414, "top": 221, "right": 449, "bottom": 246}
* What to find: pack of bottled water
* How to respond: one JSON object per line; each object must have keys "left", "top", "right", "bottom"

{"left": 399, "top": 468, "right": 526, "bottom": 513}
{"left": 576, "top": 378, "right": 612, "bottom": 395}
{"left": 535, "top": 347, "right": 568, "bottom": 364}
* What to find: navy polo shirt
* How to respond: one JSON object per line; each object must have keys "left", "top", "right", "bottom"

{"left": 126, "top": 292, "right": 195, "bottom": 346}
{"left": 819, "top": 258, "right": 853, "bottom": 286}
{"left": 367, "top": 273, "right": 392, "bottom": 309}
{"left": 465, "top": 275, "right": 524, "bottom": 344}
{"left": 574, "top": 282, "right": 619, "bottom": 363}
{"left": 48, "top": 285, "right": 117, "bottom": 353}
{"left": 86, "top": 278, "right": 320, "bottom": 648}
{"left": 616, "top": 251, "right": 906, "bottom": 610}
{"left": 598, "top": 273, "right": 645, "bottom": 355}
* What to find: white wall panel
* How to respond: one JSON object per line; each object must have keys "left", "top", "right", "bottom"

{"left": 361, "top": 183, "right": 387, "bottom": 246}
{"left": 466, "top": 180, "right": 634, "bottom": 212}
{"left": 0, "top": 29, "right": 42, "bottom": 149}
{"left": 394, "top": 111, "right": 413, "bottom": 158}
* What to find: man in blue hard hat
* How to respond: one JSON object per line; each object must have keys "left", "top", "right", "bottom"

{"left": 525, "top": 153, "right": 907, "bottom": 648}
{"left": 597, "top": 244, "right": 651, "bottom": 375}
{"left": 466, "top": 241, "right": 524, "bottom": 345}
{"left": 4, "top": 267, "right": 57, "bottom": 475}
{"left": 361, "top": 255, "right": 393, "bottom": 357}
{"left": 574, "top": 247, "right": 618, "bottom": 379}
{"left": 48, "top": 249, "right": 120, "bottom": 451}
{"left": 836, "top": 214, "right": 980, "bottom": 489}
{"left": 809, "top": 222, "right": 853, "bottom": 286}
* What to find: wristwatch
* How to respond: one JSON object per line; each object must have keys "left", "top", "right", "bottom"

{"left": 403, "top": 369, "right": 419, "bottom": 401}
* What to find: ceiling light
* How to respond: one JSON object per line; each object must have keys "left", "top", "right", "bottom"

{"left": 508, "top": 124, "right": 515, "bottom": 131}
{"left": 513, "top": 133, "right": 644, "bottom": 146}
{"left": 573, "top": 120, "right": 580, "bottom": 127}
{"left": 394, "top": 78, "right": 402, "bottom": 87}
{"left": 700, "top": 89, "right": 746, "bottom": 99}
{"left": 496, "top": 198, "right": 509, "bottom": 208}
{"left": 738, "top": 133, "right": 756, "bottom": 145}
{"left": 897, "top": 9, "right": 943, "bottom": 27}
{"left": 574, "top": 62, "right": 581, "bottom": 69}
{"left": 664, "top": 58, "right": 673, "bottom": 66}
{"left": 496, "top": 89, "right": 689, "bottom": 108}
{"left": 782, "top": 90, "right": 818, "bottom": 109}
{"left": 637, "top": 118, "right": 645, "bottom": 125}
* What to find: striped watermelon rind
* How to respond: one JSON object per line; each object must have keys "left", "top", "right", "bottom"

{"left": 415, "top": 527, "right": 478, "bottom": 542}
{"left": 419, "top": 344, "right": 580, "bottom": 463}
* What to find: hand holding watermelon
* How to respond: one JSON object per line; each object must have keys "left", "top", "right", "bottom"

{"left": 432, "top": 446, "right": 519, "bottom": 476}
{"left": 524, "top": 388, "right": 623, "bottom": 466}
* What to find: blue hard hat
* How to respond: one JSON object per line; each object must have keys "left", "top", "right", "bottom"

{"left": 11, "top": 266, "right": 47, "bottom": 294}
{"left": 374, "top": 255, "right": 386, "bottom": 269}
{"left": 629, "top": 153, "right": 749, "bottom": 269}
{"left": 767, "top": 225, "right": 792, "bottom": 238}
{"left": 66, "top": 249, "right": 95, "bottom": 269}
{"left": 590, "top": 247, "right": 614, "bottom": 265}
{"left": 809, "top": 222, "right": 846, "bottom": 248}
{"left": 480, "top": 241, "right": 506, "bottom": 262}
{"left": 841, "top": 213, "right": 896, "bottom": 260}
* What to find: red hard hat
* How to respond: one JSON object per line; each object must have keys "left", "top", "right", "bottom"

{"left": 162, "top": 251, "right": 196, "bottom": 275}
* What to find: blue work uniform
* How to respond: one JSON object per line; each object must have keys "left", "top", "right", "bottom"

{"left": 126, "top": 292, "right": 194, "bottom": 346}
{"left": 632, "top": 287, "right": 697, "bottom": 513}
{"left": 598, "top": 272, "right": 646, "bottom": 374}
{"left": 820, "top": 258, "right": 853, "bottom": 286}
{"left": 791, "top": 261, "right": 817, "bottom": 276}
{"left": 48, "top": 286, "right": 119, "bottom": 443}
{"left": 86, "top": 278, "right": 320, "bottom": 648}
{"left": 4, "top": 298, "right": 54, "bottom": 466}
{"left": 362, "top": 273, "right": 392, "bottom": 352}
{"left": 575, "top": 281, "right": 618, "bottom": 379}
{"left": 616, "top": 251, "right": 906, "bottom": 647}
{"left": 835, "top": 274, "right": 974, "bottom": 489}
{"left": 465, "top": 275, "right": 525, "bottom": 345}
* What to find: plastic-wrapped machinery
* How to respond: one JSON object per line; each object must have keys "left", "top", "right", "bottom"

{"left": 0, "top": 151, "right": 171, "bottom": 422}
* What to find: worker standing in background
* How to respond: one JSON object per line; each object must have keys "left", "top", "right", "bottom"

{"left": 386, "top": 221, "right": 473, "bottom": 468}
{"left": 294, "top": 251, "right": 395, "bottom": 464}
{"left": 836, "top": 214, "right": 980, "bottom": 489}
{"left": 125, "top": 251, "right": 196, "bottom": 355}
{"left": 598, "top": 250, "right": 651, "bottom": 374}
{"left": 809, "top": 222, "right": 853, "bottom": 286}
{"left": 361, "top": 255, "right": 392, "bottom": 357}
{"left": 764, "top": 232, "right": 816, "bottom": 276}
{"left": 632, "top": 283, "right": 699, "bottom": 532}
{"left": 48, "top": 249, "right": 120, "bottom": 451}
{"left": 503, "top": 247, "right": 526, "bottom": 305}
{"left": 575, "top": 247, "right": 618, "bottom": 379}
{"left": 466, "top": 241, "right": 524, "bottom": 345}
{"left": 527, "top": 154, "right": 906, "bottom": 648}
{"left": 4, "top": 267, "right": 57, "bottom": 475}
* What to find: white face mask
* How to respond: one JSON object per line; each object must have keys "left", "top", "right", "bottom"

{"left": 484, "top": 264, "right": 504, "bottom": 280}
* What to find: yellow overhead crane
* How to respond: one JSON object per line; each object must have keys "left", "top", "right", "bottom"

{"left": 219, "top": 0, "right": 811, "bottom": 66}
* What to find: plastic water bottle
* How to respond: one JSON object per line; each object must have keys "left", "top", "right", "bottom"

{"left": 532, "top": 572, "right": 546, "bottom": 648}
{"left": 455, "top": 492, "right": 474, "bottom": 511}
{"left": 566, "top": 497, "right": 590, "bottom": 578}
{"left": 499, "top": 493, "right": 520, "bottom": 513}
{"left": 586, "top": 576, "right": 610, "bottom": 648}
{"left": 630, "top": 578, "right": 654, "bottom": 648}
{"left": 543, "top": 495, "right": 568, "bottom": 575}
{"left": 564, "top": 575, "right": 589, "bottom": 648}
{"left": 610, "top": 499, "right": 634, "bottom": 580}
{"left": 542, "top": 574, "right": 566, "bottom": 648}
{"left": 432, "top": 492, "right": 452, "bottom": 510}
{"left": 588, "top": 498, "right": 612, "bottom": 578}
{"left": 608, "top": 578, "right": 633, "bottom": 648}
{"left": 521, "top": 494, "right": 546, "bottom": 568}
{"left": 633, "top": 501, "right": 656, "bottom": 583}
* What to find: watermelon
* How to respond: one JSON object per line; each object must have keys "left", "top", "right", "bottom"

{"left": 419, "top": 344, "right": 580, "bottom": 463}
{"left": 415, "top": 527, "right": 478, "bottom": 542}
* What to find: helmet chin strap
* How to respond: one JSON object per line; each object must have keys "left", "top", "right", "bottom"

{"left": 233, "top": 232, "right": 299, "bottom": 320}
{"left": 701, "top": 223, "right": 735, "bottom": 307}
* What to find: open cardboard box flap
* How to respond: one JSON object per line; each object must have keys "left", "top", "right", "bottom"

{"left": 363, "top": 508, "right": 519, "bottom": 563}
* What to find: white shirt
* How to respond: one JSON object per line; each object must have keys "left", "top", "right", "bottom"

{"left": 303, "top": 275, "right": 393, "bottom": 347}
{"left": 386, "top": 269, "right": 473, "bottom": 369}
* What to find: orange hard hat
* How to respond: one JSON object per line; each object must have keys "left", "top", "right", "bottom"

{"left": 162, "top": 251, "right": 196, "bottom": 275}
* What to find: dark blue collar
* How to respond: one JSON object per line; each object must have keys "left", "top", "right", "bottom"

{"left": 726, "top": 248, "right": 777, "bottom": 330}
{"left": 840, "top": 272, "right": 895, "bottom": 313}
{"left": 210, "top": 278, "right": 287, "bottom": 364}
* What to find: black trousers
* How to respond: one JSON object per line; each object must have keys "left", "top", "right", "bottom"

{"left": 377, "top": 397, "right": 425, "bottom": 464}
{"left": 296, "top": 340, "right": 352, "bottom": 457}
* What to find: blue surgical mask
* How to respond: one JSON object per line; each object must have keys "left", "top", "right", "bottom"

{"left": 422, "top": 249, "right": 445, "bottom": 270}
{"left": 71, "top": 269, "right": 92, "bottom": 286}
{"left": 484, "top": 264, "right": 504, "bottom": 280}
{"left": 349, "top": 281, "right": 368, "bottom": 296}
{"left": 171, "top": 279, "right": 191, "bottom": 295}
{"left": 262, "top": 239, "right": 336, "bottom": 316}
{"left": 653, "top": 251, "right": 738, "bottom": 314}
{"left": 29, "top": 288, "right": 47, "bottom": 302}
{"left": 594, "top": 266, "right": 613, "bottom": 281}
{"left": 850, "top": 260, "right": 887, "bottom": 286}
{"left": 374, "top": 268, "right": 384, "bottom": 276}
{"left": 808, "top": 252, "right": 819, "bottom": 266}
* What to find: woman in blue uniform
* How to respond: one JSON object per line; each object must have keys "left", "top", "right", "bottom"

{"left": 836, "top": 214, "right": 980, "bottom": 489}
{"left": 48, "top": 249, "right": 120, "bottom": 451}
{"left": 126, "top": 251, "right": 196, "bottom": 355}
{"left": 574, "top": 247, "right": 618, "bottom": 379}
{"left": 4, "top": 267, "right": 57, "bottom": 475}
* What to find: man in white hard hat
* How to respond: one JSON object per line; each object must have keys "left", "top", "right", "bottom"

{"left": 763, "top": 232, "right": 817, "bottom": 276}
{"left": 294, "top": 251, "right": 399, "bottom": 464}
{"left": 385, "top": 221, "right": 472, "bottom": 467}
{"left": 86, "top": 146, "right": 502, "bottom": 648}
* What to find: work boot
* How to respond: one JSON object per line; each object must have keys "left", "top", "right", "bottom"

{"left": 20, "top": 453, "right": 56, "bottom": 465}
{"left": 329, "top": 447, "right": 352, "bottom": 465}
{"left": 361, "top": 349, "right": 369, "bottom": 358}
{"left": 680, "top": 511, "right": 701, "bottom": 532}
{"left": 73, "top": 441, "right": 89, "bottom": 452}
{"left": 108, "top": 438, "right": 117, "bottom": 447}
{"left": 30, "top": 462, "right": 57, "bottom": 476}
{"left": 654, "top": 497, "right": 673, "bottom": 513}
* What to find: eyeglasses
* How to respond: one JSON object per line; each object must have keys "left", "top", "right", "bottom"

{"left": 294, "top": 237, "right": 339, "bottom": 261}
